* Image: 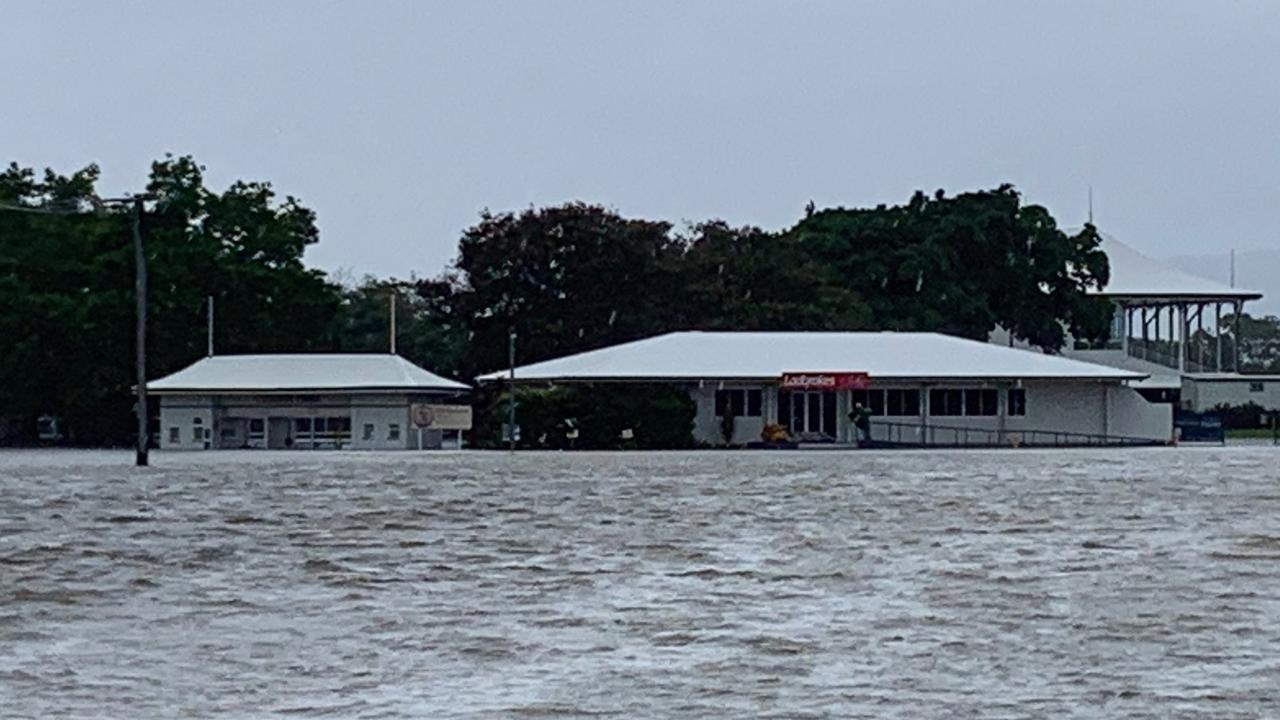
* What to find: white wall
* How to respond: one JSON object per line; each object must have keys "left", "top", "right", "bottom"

{"left": 157, "top": 393, "right": 459, "bottom": 450}
{"left": 351, "top": 405, "right": 413, "bottom": 450}
{"left": 1183, "top": 377, "right": 1280, "bottom": 412}
{"left": 158, "top": 397, "right": 214, "bottom": 450}
{"left": 687, "top": 379, "right": 1170, "bottom": 447}
{"left": 1109, "top": 386, "right": 1174, "bottom": 441}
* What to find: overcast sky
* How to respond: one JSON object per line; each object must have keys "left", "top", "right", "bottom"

{"left": 3, "top": 1, "right": 1278, "bottom": 282}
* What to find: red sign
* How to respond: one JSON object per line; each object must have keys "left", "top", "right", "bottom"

{"left": 780, "top": 372, "right": 870, "bottom": 390}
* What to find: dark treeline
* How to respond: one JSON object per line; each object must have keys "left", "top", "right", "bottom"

{"left": 3, "top": 155, "right": 1123, "bottom": 445}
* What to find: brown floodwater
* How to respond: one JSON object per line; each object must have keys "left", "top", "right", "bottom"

{"left": 2, "top": 447, "right": 1278, "bottom": 718}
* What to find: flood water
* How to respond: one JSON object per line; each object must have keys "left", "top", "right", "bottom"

{"left": 2, "top": 447, "right": 1279, "bottom": 718}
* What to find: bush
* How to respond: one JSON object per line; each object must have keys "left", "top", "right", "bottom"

{"left": 475, "top": 383, "right": 697, "bottom": 450}
{"left": 1212, "top": 402, "right": 1273, "bottom": 429}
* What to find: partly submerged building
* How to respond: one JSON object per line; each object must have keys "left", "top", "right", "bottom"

{"left": 150, "top": 354, "right": 471, "bottom": 450}
{"left": 995, "top": 235, "right": 1272, "bottom": 412}
{"left": 477, "top": 331, "right": 1171, "bottom": 447}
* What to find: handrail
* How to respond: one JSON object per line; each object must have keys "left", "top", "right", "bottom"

{"left": 866, "top": 420, "right": 1164, "bottom": 448}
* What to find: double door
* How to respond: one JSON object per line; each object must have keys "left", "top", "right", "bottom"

{"left": 778, "top": 390, "right": 837, "bottom": 438}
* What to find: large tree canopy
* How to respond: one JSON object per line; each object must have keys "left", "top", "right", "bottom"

{"left": 788, "top": 186, "right": 1111, "bottom": 351}
{"left": 0, "top": 156, "right": 340, "bottom": 443}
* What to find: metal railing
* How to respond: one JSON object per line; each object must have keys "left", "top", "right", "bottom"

{"left": 866, "top": 420, "right": 1165, "bottom": 449}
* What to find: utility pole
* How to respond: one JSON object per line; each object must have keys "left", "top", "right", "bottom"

{"left": 508, "top": 330, "right": 517, "bottom": 451}
{"left": 207, "top": 295, "right": 215, "bottom": 357}
{"left": 131, "top": 197, "right": 148, "bottom": 467}
{"left": 389, "top": 292, "right": 397, "bottom": 354}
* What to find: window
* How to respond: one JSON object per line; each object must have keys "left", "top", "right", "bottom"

{"left": 295, "top": 417, "right": 312, "bottom": 433}
{"left": 1250, "top": 382, "right": 1265, "bottom": 393}
{"left": 388, "top": 423, "right": 401, "bottom": 441}
{"left": 169, "top": 427, "right": 179, "bottom": 444}
{"left": 966, "top": 389, "right": 998, "bottom": 416}
{"left": 851, "top": 389, "right": 918, "bottom": 417}
{"left": 885, "top": 389, "right": 920, "bottom": 417}
{"left": 191, "top": 422, "right": 203, "bottom": 442}
{"left": 715, "top": 389, "right": 762, "bottom": 418}
{"left": 249, "top": 419, "right": 264, "bottom": 433}
{"left": 929, "top": 388, "right": 964, "bottom": 416}
{"left": 362, "top": 423, "right": 375, "bottom": 441}
{"left": 1008, "top": 388, "right": 1026, "bottom": 416}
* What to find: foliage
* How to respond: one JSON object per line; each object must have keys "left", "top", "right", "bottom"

{"left": 1220, "top": 313, "right": 1280, "bottom": 373}
{"left": 475, "top": 384, "right": 697, "bottom": 449}
{"left": 1211, "top": 401, "right": 1276, "bottom": 429}
{"left": 787, "top": 186, "right": 1112, "bottom": 351}
{"left": 0, "top": 156, "right": 341, "bottom": 444}
{"left": 446, "top": 203, "right": 687, "bottom": 378}
{"left": 329, "top": 276, "right": 468, "bottom": 379}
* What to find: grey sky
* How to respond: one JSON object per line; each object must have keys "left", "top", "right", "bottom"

{"left": 4, "top": 1, "right": 1278, "bottom": 284}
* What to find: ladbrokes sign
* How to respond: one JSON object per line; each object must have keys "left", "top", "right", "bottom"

{"left": 779, "top": 372, "right": 870, "bottom": 390}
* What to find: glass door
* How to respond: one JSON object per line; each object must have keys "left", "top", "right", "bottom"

{"left": 780, "top": 390, "right": 837, "bottom": 438}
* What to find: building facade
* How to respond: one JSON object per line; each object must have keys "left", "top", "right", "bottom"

{"left": 151, "top": 354, "right": 470, "bottom": 451}
{"left": 479, "top": 331, "right": 1172, "bottom": 448}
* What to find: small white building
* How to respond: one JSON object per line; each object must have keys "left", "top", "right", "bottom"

{"left": 150, "top": 354, "right": 471, "bottom": 451}
{"left": 478, "top": 331, "right": 1172, "bottom": 447}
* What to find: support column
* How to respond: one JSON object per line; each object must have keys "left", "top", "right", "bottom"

{"left": 1215, "top": 302, "right": 1223, "bottom": 372}
{"left": 1234, "top": 300, "right": 1243, "bottom": 372}
{"left": 1121, "top": 306, "right": 1130, "bottom": 355}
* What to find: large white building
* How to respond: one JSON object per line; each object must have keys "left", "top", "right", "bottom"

{"left": 478, "top": 331, "right": 1172, "bottom": 447}
{"left": 995, "top": 235, "right": 1275, "bottom": 413}
{"left": 151, "top": 354, "right": 470, "bottom": 451}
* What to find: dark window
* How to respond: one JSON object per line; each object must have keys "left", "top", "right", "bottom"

{"left": 296, "top": 417, "right": 312, "bottom": 433}
{"left": 1250, "top": 382, "right": 1265, "bottom": 393}
{"left": 388, "top": 423, "right": 401, "bottom": 441}
{"left": 974, "top": 389, "right": 999, "bottom": 416}
{"left": 869, "top": 389, "right": 886, "bottom": 416}
{"left": 249, "top": 418, "right": 264, "bottom": 432}
{"left": 777, "top": 391, "right": 791, "bottom": 428}
{"left": 850, "top": 390, "right": 871, "bottom": 415}
{"left": 930, "top": 388, "right": 964, "bottom": 416}
{"left": 822, "top": 391, "right": 837, "bottom": 436}
{"left": 168, "top": 427, "right": 179, "bottom": 444}
{"left": 1008, "top": 388, "right": 1027, "bottom": 416}
{"left": 886, "top": 389, "right": 920, "bottom": 416}
{"left": 362, "top": 424, "right": 375, "bottom": 441}
{"left": 717, "top": 389, "right": 761, "bottom": 417}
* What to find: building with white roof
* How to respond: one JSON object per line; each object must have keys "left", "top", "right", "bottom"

{"left": 478, "top": 331, "right": 1171, "bottom": 447}
{"left": 1033, "top": 235, "right": 1271, "bottom": 414}
{"left": 150, "top": 354, "right": 471, "bottom": 451}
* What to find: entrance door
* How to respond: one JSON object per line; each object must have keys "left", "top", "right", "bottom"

{"left": 779, "top": 390, "right": 837, "bottom": 439}
{"left": 267, "top": 417, "right": 291, "bottom": 449}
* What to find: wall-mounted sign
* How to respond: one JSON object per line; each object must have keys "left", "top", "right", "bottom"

{"left": 780, "top": 372, "right": 870, "bottom": 390}
{"left": 411, "top": 404, "right": 474, "bottom": 430}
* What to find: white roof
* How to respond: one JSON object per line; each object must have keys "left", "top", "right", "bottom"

{"left": 477, "top": 332, "right": 1147, "bottom": 383}
{"left": 1094, "top": 235, "right": 1261, "bottom": 300}
{"left": 150, "top": 354, "right": 469, "bottom": 393}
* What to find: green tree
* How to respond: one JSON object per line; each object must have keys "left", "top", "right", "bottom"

{"left": 448, "top": 203, "right": 687, "bottom": 376}
{"left": 329, "top": 275, "right": 468, "bottom": 378}
{"left": 0, "top": 156, "right": 342, "bottom": 444}
{"left": 788, "top": 186, "right": 1111, "bottom": 351}
{"left": 680, "top": 220, "right": 871, "bottom": 330}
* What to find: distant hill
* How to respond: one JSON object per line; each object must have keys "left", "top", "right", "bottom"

{"left": 1166, "top": 249, "right": 1280, "bottom": 317}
